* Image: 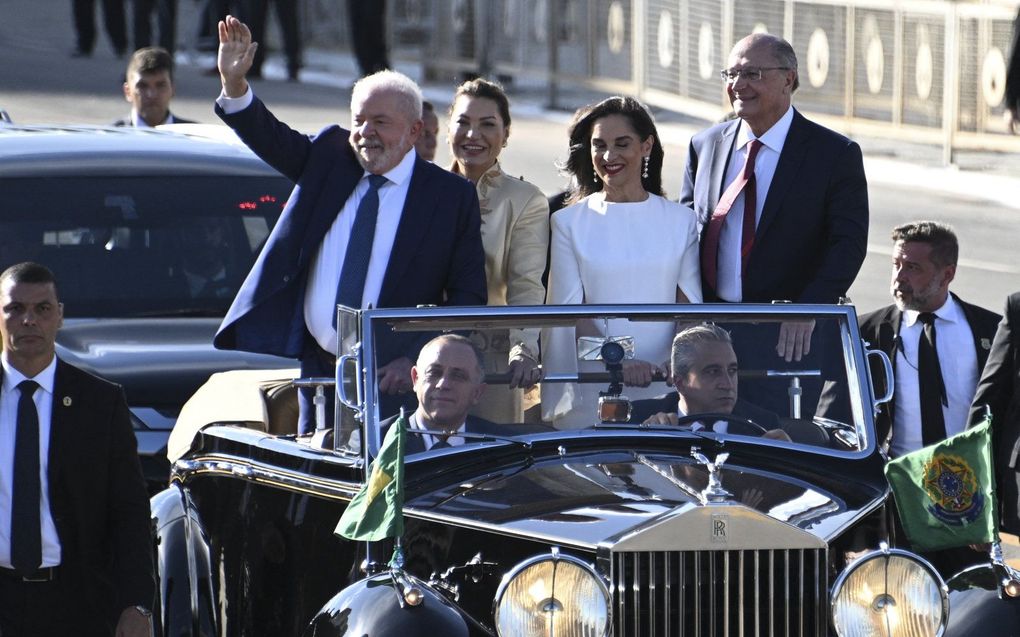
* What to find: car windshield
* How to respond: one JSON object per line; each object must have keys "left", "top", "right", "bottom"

{"left": 0, "top": 175, "right": 289, "bottom": 317}
{"left": 348, "top": 305, "right": 874, "bottom": 458}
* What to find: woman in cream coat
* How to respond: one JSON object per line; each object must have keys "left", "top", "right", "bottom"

{"left": 448, "top": 78, "right": 550, "bottom": 422}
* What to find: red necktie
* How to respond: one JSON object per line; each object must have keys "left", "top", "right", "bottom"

{"left": 701, "top": 139, "right": 763, "bottom": 294}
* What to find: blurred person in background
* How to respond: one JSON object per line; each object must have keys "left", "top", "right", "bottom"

{"left": 1007, "top": 6, "right": 1020, "bottom": 133}
{"left": 71, "top": 0, "right": 127, "bottom": 58}
{"left": 132, "top": 0, "right": 177, "bottom": 54}
{"left": 348, "top": 0, "right": 390, "bottom": 76}
{"left": 542, "top": 96, "right": 701, "bottom": 428}
{"left": 447, "top": 79, "right": 548, "bottom": 422}
{"left": 414, "top": 100, "right": 439, "bottom": 162}
{"left": 114, "top": 47, "right": 194, "bottom": 127}
{"left": 242, "top": 0, "right": 301, "bottom": 80}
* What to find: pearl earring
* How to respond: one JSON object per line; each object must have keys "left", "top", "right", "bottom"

{"left": 642, "top": 156, "right": 650, "bottom": 179}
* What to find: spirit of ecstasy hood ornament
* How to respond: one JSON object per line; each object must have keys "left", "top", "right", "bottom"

{"left": 691, "top": 447, "right": 732, "bottom": 503}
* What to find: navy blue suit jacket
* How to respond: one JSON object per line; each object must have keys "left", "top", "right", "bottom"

{"left": 680, "top": 109, "right": 869, "bottom": 303}
{"left": 212, "top": 96, "right": 487, "bottom": 364}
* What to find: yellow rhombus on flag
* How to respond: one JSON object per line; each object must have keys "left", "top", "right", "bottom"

{"left": 335, "top": 414, "right": 406, "bottom": 542}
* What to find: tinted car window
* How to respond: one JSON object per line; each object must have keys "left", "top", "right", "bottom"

{"left": 0, "top": 175, "right": 288, "bottom": 317}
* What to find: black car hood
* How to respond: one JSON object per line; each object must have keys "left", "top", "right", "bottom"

{"left": 406, "top": 448, "right": 884, "bottom": 549}
{"left": 56, "top": 318, "right": 294, "bottom": 410}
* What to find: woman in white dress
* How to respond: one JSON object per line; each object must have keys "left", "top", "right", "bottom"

{"left": 542, "top": 96, "right": 702, "bottom": 428}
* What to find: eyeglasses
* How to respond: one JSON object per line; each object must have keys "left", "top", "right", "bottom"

{"left": 719, "top": 67, "right": 791, "bottom": 83}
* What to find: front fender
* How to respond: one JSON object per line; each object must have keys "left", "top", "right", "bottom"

{"left": 151, "top": 483, "right": 217, "bottom": 637}
{"left": 303, "top": 572, "right": 489, "bottom": 637}
{"left": 945, "top": 565, "right": 1020, "bottom": 636}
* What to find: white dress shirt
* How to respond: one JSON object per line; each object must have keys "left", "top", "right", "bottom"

{"left": 218, "top": 87, "right": 416, "bottom": 354}
{"left": 890, "top": 295, "right": 979, "bottom": 457}
{"left": 409, "top": 413, "right": 466, "bottom": 451}
{"left": 677, "top": 404, "right": 730, "bottom": 433}
{"left": 130, "top": 110, "right": 179, "bottom": 127}
{"left": 716, "top": 106, "right": 795, "bottom": 302}
{"left": 0, "top": 355, "right": 61, "bottom": 569}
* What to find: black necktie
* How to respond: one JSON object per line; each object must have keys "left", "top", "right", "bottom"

{"left": 431, "top": 438, "right": 451, "bottom": 450}
{"left": 917, "top": 312, "right": 948, "bottom": 446}
{"left": 11, "top": 380, "right": 41, "bottom": 576}
{"left": 333, "top": 174, "right": 388, "bottom": 326}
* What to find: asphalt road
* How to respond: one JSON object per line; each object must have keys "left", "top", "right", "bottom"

{"left": 2, "top": 0, "right": 1017, "bottom": 319}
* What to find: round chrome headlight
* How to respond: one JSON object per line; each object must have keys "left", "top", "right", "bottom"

{"left": 831, "top": 547, "right": 948, "bottom": 637}
{"left": 493, "top": 552, "right": 610, "bottom": 637}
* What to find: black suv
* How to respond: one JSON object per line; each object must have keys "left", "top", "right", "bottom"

{"left": 0, "top": 124, "right": 296, "bottom": 491}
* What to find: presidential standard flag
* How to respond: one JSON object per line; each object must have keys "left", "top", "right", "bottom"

{"left": 884, "top": 415, "right": 998, "bottom": 552}
{"left": 335, "top": 414, "right": 405, "bottom": 541}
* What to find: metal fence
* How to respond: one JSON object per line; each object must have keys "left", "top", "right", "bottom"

{"left": 301, "top": 0, "right": 1020, "bottom": 159}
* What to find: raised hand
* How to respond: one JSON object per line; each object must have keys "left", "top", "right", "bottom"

{"left": 217, "top": 15, "right": 258, "bottom": 97}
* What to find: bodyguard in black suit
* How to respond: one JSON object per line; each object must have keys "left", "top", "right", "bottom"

{"left": 213, "top": 17, "right": 487, "bottom": 433}
{"left": 681, "top": 33, "right": 868, "bottom": 362}
{"left": 0, "top": 263, "right": 154, "bottom": 637}
{"left": 114, "top": 47, "right": 195, "bottom": 127}
{"left": 970, "top": 292, "right": 1020, "bottom": 533}
{"left": 848, "top": 222, "right": 999, "bottom": 456}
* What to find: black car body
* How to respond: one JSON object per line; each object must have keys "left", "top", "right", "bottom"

{"left": 0, "top": 124, "right": 296, "bottom": 490}
{"left": 153, "top": 304, "right": 1020, "bottom": 636}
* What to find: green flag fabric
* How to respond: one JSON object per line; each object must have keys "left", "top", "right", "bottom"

{"left": 885, "top": 415, "right": 998, "bottom": 552}
{"left": 335, "top": 414, "right": 406, "bottom": 541}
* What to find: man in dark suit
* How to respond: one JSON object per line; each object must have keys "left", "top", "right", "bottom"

{"left": 113, "top": 47, "right": 195, "bottom": 127}
{"left": 970, "top": 292, "right": 1020, "bottom": 533}
{"left": 213, "top": 16, "right": 487, "bottom": 433}
{"left": 681, "top": 33, "right": 869, "bottom": 361}
{"left": 631, "top": 324, "right": 790, "bottom": 441}
{"left": 399, "top": 334, "right": 491, "bottom": 454}
{"left": 851, "top": 222, "right": 999, "bottom": 456}
{"left": 0, "top": 262, "right": 154, "bottom": 637}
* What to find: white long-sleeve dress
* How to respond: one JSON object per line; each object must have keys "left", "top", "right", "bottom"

{"left": 541, "top": 191, "right": 702, "bottom": 428}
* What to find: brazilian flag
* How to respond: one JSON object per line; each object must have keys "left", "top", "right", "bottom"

{"left": 335, "top": 414, "right": 406, "bottom": 541}
{"left": 885, "top": 415, "right": 998, "bottom": 552}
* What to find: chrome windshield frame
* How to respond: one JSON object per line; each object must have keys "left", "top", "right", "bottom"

{"left": 356, "top": 303, "right": 877, "bottom": 462}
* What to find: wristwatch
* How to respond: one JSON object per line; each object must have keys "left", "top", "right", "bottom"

{"left": 133, "top": 605, "right": 153, "bottom": 618}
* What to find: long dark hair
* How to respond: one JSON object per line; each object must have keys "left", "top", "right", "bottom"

{"left": 561, "top": 96, "right": 665, "bottom": 204}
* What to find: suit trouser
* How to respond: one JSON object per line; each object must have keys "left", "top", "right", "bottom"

{"left": 242, "top": 0, "right": 302, "bottom": 75}
{"left": 72, "top": 0, "right": 127, "bottom": 54}
{"left": 348, "top": 0, "right": 390, "bottom": 76}
{"left": 0, "top": 567, "right": 112, "bottom": 636}
{"left": 132, "top": 0, "right": 178, "bottom": 53}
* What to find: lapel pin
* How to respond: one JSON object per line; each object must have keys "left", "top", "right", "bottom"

{"left": 981, "top": 338, "right": 992, "bottom": 350}
{"left": 63, "top": 396, "right": 72, "bottom": 407}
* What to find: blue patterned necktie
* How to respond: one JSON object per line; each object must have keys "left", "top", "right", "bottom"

{"left": 11, "top": 380, "right": 41, "bottom": 576}
{"left": 333, "top": 174, "right": 388, "bottom": 327}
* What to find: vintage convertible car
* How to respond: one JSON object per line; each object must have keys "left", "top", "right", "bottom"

{"left": 152, "top": 304, "right": 1020, "bottom": 636}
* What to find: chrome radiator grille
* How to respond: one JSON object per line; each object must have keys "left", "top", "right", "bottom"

{"left": 611, "top": 549, "right": 828, "bottom": 636}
